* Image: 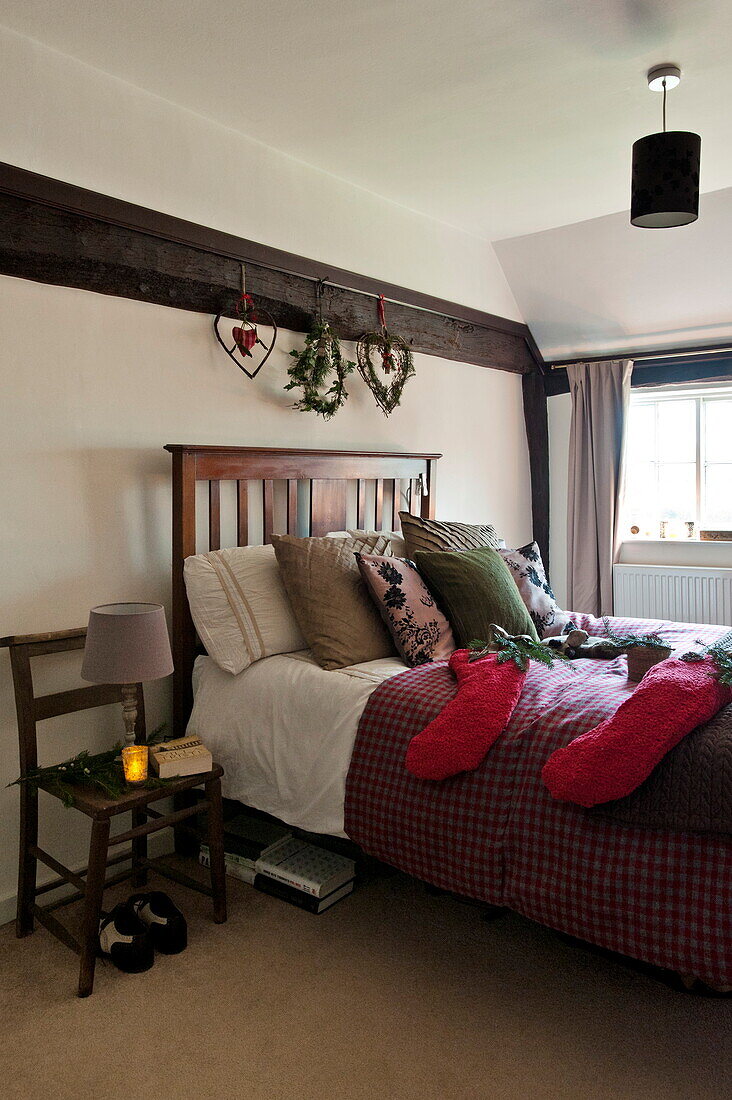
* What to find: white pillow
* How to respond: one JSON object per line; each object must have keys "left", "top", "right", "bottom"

{"left": 184, "top": 544, "right": 306, "bottom": 674}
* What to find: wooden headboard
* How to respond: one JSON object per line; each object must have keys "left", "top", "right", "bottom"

{"left": 164, "top": 445, "right": 440, "bottom": 736}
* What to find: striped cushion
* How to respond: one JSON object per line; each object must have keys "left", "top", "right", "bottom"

{"left": 184, "top": 544, "right": 306, "bottom": 675}
{"left": 399, "top": 512, "right": 502, "bottom": 559}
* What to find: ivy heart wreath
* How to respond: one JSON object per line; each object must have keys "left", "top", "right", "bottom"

{"left": 285, "top": 281, "right": 355, "bottom": 419}
{"left": 356, "top": 294, "right": 415, "bottom": 416}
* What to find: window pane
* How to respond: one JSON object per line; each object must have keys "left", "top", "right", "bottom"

{"left": 657, "top": 400, "right": 696, "bottom": 462}
{"left": 658, "top": 463, "right": 696, "bottom": 521}
{"left": 624, "top": 460, "right": 657, "bottom": 523}
{"left": 704, "top": 400, "right": 732, "bottom": 463}
{"left": 704, "top": 464, "right": 732, "bottom": 528}
{"left": 627, "top": 404, "right": 655, "bottom": 463}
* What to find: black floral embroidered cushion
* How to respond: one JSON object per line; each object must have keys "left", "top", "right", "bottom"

{"left": 498, "top": 541, "right": 573, "bottom": 639}
{"left": 356, "top": 553, "right": 456, "bottom": 667}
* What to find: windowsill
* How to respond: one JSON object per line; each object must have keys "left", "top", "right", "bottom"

{"left": 622, "top": 538, "right": 732, "bottom": 545}
{"left": 619, "top": 538, "right": 732, "bottom": 567}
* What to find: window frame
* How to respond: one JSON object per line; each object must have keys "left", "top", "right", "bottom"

{"left": 625, "top": 384, "right": 732, "bottom": 535}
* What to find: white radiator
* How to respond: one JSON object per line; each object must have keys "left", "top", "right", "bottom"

{"left": 613, "top": 564, "right": 732, "bottom": 626}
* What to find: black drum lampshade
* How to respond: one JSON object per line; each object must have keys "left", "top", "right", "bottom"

{"left": 631, "top": 130, "right": 701, "bottom": 228}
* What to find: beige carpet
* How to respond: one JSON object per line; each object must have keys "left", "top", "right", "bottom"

{"left": 1, "top": 864, "right": 730, "bottom": 1100}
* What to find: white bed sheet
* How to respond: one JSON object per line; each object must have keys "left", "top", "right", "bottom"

{"left": 188, "top": 650, "right": 408, "bottom": 837}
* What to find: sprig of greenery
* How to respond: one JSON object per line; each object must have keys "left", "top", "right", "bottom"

{"left": 601, "top": 617, "right": 668, "bottom": 650}
{"left": 468, "top": 635, "right": 574, "bottom": 673}
{"left": 680, "top": 631, "right": 732, "bottom": 686}
{"left": 9, "top": 746, "right": 173, "bottom": 808}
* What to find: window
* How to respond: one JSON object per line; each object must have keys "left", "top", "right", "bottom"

{"left": 623, "top": 386, "right": 732, "bottom": 538}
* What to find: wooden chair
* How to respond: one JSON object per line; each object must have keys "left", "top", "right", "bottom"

{"left": 2, "top": 627, "right": 227, "bottom": 997}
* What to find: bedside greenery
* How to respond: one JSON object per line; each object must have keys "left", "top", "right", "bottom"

{"left": 10, "top": 745, "right": 173, "bottom": 808}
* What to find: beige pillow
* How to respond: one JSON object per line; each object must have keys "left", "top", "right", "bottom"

{"left": 325, "top": 530, "right": 407, "bottom": 557}
{"left": 348, "top": 530, "right": 407, "bottom": 557}
{"left": 272, "top": 533, "right": 396, "bottom": 670}
{"left": 184, "top": 544, "right": 306, "bottom": 675}
{"left": 399, "top": 512, "right": 502, "bottom": 559}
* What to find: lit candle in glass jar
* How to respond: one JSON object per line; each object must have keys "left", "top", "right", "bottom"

{"left": 122, "top": 745, "right": 148, "bottom": 786}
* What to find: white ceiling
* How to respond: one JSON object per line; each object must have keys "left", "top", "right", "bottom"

{"left": 0, "top": 0, "right": 730, "bottom": 241}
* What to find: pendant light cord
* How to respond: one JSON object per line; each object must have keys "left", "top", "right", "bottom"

{"left": 662, "top": 78, "right": 667, "bottom": 132}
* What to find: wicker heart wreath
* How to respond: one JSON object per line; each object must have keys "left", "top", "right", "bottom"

{"left": 214, "top": 290, "right": 278, "bottom": 380}
{"left": 356, "top": 295, "right": 415, "bottom": 416}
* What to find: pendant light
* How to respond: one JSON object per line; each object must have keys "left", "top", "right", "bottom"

{"left": 630, "top": 64, "right": 701, "bottom": 228}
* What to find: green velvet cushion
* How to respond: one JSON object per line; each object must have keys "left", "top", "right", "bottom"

{"left": 414, "top": 547, "right": 539, "bottom": 647}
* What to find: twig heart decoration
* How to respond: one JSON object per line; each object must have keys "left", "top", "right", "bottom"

{"left": 214, "top": 290, "right": 278, "bottom": 380}
{"left": 356, "top": 294, "right": 415, "bottom": 416}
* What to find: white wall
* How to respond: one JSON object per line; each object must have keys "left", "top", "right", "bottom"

{"left": 0, "top": 276, "right": 532, "bottom": 922}
{"left": 0, "top": 25, "right": 532, "bottom": 925}
{"left": 0, "top": 25, "right": 521, "bottom": 320}
{"left": 548, "top": 392, "right": 732, "bottom": 612}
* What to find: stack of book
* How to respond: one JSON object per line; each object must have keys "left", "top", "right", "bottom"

{"left": 199, "top": 814, "right": 356, "bottom": 913}
{"left": 253, "top": 837, "right": 356, "bottom": 914}
{"left": 199, "top": 814, "right": 293, "bottom": 885}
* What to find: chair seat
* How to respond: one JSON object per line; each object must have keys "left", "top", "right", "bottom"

{"left": 38, "top": 764, "right": 224, "bottom": 820}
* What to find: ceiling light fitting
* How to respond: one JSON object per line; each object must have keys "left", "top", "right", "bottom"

{"left": 630, "top": 63, "right": 701, "bottom": 229}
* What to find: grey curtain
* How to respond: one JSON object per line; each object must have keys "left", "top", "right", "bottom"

{"left": 566, "top": 359, "right": 632, "bottom": 616}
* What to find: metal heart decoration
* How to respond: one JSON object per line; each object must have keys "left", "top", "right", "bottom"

{"left": 213, "top": 300, "right": 278, "bottom": 380}
{"left": 356, "top": 330, "right": 415, "bottom": 416}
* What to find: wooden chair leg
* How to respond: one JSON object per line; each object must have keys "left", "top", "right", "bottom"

{"left": 131, "top": 808, "right": 148, "bottom": 887}
{"left": 78, "top": 818, "right": 110, "bottom": 998}
{"left": 204, "top": 776, "right": 227, "bottom": 924}
{"left": 16, "top": 786, "right": 38, "bottom": 938}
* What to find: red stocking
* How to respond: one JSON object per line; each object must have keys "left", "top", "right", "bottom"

{"left": 542, "top": 655, "right": 732, "bottom": 807}
{"left": 406, "top": 649, "right": 527, "bottom": 781}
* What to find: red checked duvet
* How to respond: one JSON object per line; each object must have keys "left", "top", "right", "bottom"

{"left": 344, "top": 614, "right": 732, "bottom": 986}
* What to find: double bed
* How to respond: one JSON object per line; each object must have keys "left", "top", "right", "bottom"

{"left": 166, "top": 444, "right": 732, "bottom": 988}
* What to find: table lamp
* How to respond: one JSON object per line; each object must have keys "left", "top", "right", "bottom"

{"left": 81, "top": 603, "right": 174, "bottom": 747}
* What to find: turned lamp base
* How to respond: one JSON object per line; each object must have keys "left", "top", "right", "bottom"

{"left": 121, "top": 682, "right": 140, "bottom": 746}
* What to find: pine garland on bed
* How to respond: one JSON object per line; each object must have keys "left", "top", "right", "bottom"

{"left": 680, "top": 631, "right": 732, "bottom": 685}
{"left": 468, "top": 632, "right": 574, "bottom": 672}
{"left": 600, "top": 617, "right": 667, "bottom": 650}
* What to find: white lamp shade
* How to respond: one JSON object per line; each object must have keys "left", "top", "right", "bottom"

{"left": 81, "top": 603, "right": 174, "bottom": 684}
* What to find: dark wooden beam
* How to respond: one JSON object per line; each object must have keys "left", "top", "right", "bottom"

{"left": 0, "top": 162, "right": 538, "bottom": 375}
{"left": 548, "top": 341, "right": 732, "bottom": 369}
{"left": 630, "top": 356, "right": 732, "bottom": 389}
{"left": 521, "top": 370, "right": 550, "bottom": 573}
{"left": 546, "top": 354, "right": 732, "bottom": 397}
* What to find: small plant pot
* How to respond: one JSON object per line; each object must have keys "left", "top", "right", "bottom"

{"left": 627, "top": 644, "right": 673, "bottom": 683}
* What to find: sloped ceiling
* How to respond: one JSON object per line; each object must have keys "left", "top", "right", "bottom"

{"left": 0, "top": 0, "right": 729, "bottom": 356}
{"left": 494, "top": 186, "right": 732, "bottom": 361}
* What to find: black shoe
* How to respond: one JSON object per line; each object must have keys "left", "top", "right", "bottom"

{"left": 129, "top": 891, "right": 188, "bottom": 955}
{"left": 98, "top": 902, "right": 155, "bottom": 973}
